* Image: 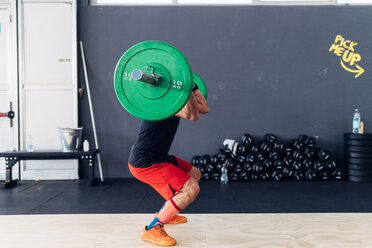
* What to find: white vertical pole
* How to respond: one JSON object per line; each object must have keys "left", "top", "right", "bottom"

{"left": 79, "top": 41, "right": 104, "bottom": 182}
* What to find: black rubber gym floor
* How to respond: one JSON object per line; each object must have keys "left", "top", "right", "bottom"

{"left": 1, "top": 180, "right": 372, "bottom": 215}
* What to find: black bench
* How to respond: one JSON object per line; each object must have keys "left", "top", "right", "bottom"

{"left": 0, "top": 149, "right": 100, "bottom": 189}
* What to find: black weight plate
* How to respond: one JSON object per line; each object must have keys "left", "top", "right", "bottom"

{"left": 192, "top": 73, "right": 207, "bottom": 99}
{"left": 348, "top": 175, "right": 372, "bottom": 182}
{"left": 346, "top": 158, "right": 372, "bottom": 164}
{"left": 345, "top": 152, "right": 372, "bottom": 158}
{"left": 348, "top": 169, "right": 372, "bottom": 176}
{"left": 344, "top": 140, "right": 372, "bottom": 146}
{"left": 347, "top": 163, "right": 372, "bottom": 170}
{"left": 345, "top": 146, "right": 372, "bottom": 152}
{"left": 344, "top": 133, "right": 372, "bottom": 140}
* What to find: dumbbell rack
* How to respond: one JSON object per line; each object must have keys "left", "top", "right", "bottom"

{"left": 344, "top": 133, "right": 372, "bottom": 182}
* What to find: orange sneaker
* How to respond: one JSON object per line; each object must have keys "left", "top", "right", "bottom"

{"left": 140, "top": 225, "right": 177, "bottom": 247}
{"left": 155, "top": 212, "right": 187, "bottom": 224}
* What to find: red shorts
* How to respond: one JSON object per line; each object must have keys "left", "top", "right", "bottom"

{"left": 128, "top": 157, "right": 193, "bottom": 200}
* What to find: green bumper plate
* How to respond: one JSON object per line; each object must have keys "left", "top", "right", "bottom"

{"left": 114, "top": 41, "right": 193, "bottom": 121}
{"left": 193, "top": 73, "right": 207, "bottom": 100}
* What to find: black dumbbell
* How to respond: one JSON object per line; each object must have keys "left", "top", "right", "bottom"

{"left": 217, "top": 146, "right": 231, "bottom": 156}
{"left": 229, "top": 152, "right": 237, "bottom": 160}
{"left": 292, "top": 150, "right": 304, "bottom": 161}
{"left": 326, "top": 160, "right": 337, "bottom": 171}
{"left": 217, "top": 152, "right": 228, "bottom": 163}
{"left": 284, "top": 147, "right": 293, "bottom": 157}
{"left": 216, "top": 147, "right": 224, "bottom": 156}
{"left": 288, "top": 139, "right": 296, "bottom": 148}
{"left": 246, "top": 154, "right": 256, "bottom": 163}
{"left": 269, "top": 151, "right": 280, "bottom": 160}
{"left": 244, "top": 162, "right": 253, "bottom": 172}
{"left": 259, "top": 172, "right": 270, "bottom": 180}
{"left": 320, "top": 170, "right": 329, "bottom": 180}
{"left": 304, "top": 148, "right": 316, "bottom": 159}
{"left": 313, "top": 161, "right": 324, "bottom": 171}
{"left": 222, "top": 146, "right": 232, "bottom": 154}
{"left": 306, "top": 137, "right": 316, "bottom": 148}
{"left": 205, "top": 164, "right": 214, "bottom": 173}
{"left": 230, "top": 172, "right": 239, "bottom": 181}
{"left": 305, "top": 169, "right": 317, "bottom": 180}
{"left": 191, "top": 155, "right": 200, "bottom": 166}
{"left": 272, "top": 170, "right": 283, "bottom": 181}
{"left": 241, "top": 133, "right": 254, "bottom": 146}
{"left": 274, "top": 160, "right": 284, "bottom": 171}
{"left": 274, "top": 142, "right": 284, "bottom": 151}
{"left": 264, "top": 134, "right": 277, "bottom": 144}
{"left": 250, "top": 145, "right": 259, "bottom": 154}
{"left": 199, "top": 155, "right": 210, "bottom": 165}
{"left": 283, "top": 167, "right": 294, "bottom": 178}
{"left": 283, "top": 157, "right": 293, "bottom": 166}
{"left": 293, "top": 170, "right": 304, "bottom": 181}
{"left": 225, "top": 159, "right": 235, "bottom": 171}
{"left": 293, "top": 140, "right": 304, "bottom": 151}
{"left": 256, "top": 153, "right": 265, "bottom": 162}
{"left": 332, "top": 170, "right": 343, "bottom": 180}
{"left": 237, "top": 155, "right": 246, "bottom": 164}
{"left": 302, "top": 159, "right": 313, "bottom": 169}
{"left": 251, "top": 173, "right": 259, "bottom": 180}
{"left": 215, "top": 163, "right": 223, "bottom": 172}
{"left": 212, "top": 172, "right": 220, "bottom": 181}
{"left": 210, "top": 155, "right": 218, "bottom": 164}
{"left": 253, "top": 163, "right": 264, "bottom": 173}
{"left": 236, "top": 143, "right": 248, "bottom": 155}
{"left": 293, "top": 161, "right": 303, "bottom": 170}
{"left": 260, "top": 142, "right": 271, "bottom": 153}
{"left": 298, "top": 135, "right": 308, "bottom": 143}
{"left": 263, "top": 159, "right": 274, "bottom": 170}
{"left": 240, "top": 171, "right": 249, "bottom": 181}
{"left": 199, "top": 156, "right": 208, "bottom": 166}
{"left": 235, "top": 163, "right": 243, "bottom": 172}
{"left": 202, "top": 172, "right": 211, "bottom": 180}
{"left": 318, "top": 149, "right": 331, "bottom": 161}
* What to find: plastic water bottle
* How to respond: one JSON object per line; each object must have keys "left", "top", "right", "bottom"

{"left": 26, "top": 135, "right": 34, "bottom": 152}
{"left": 353, "top": 109, "right": 361, "bottom": 134}
{"left": 221, "top": 164, "right": 228, "bottom": 184}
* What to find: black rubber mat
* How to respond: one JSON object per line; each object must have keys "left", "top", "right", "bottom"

{"left": 1, "top": 180, "right": 372, "bottom": 214}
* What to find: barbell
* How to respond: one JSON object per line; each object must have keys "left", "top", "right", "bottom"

{"left": 114, "top": 40, "right": 207, "bottom": 121}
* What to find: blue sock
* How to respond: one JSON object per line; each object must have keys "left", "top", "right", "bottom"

{"left": 146, "top": 217, "right": 163, "bottom": 230}
{"left": 158, "top": 203, "right": 166, "bottom": 213}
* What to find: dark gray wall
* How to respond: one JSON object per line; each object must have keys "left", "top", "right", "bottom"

{"left": 78, "top": 5, "right": 372, "bottom": 179}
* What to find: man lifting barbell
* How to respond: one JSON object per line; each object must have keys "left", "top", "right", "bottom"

{"left": 128, "top": 86, "right": 209, "bottom": 246}
{"left": 114, "top": 41, "right": 209, "bottom": 246}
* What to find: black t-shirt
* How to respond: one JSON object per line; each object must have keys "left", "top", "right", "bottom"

{"left": 129, "top": 116, "right": 180, "bottom": 168}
